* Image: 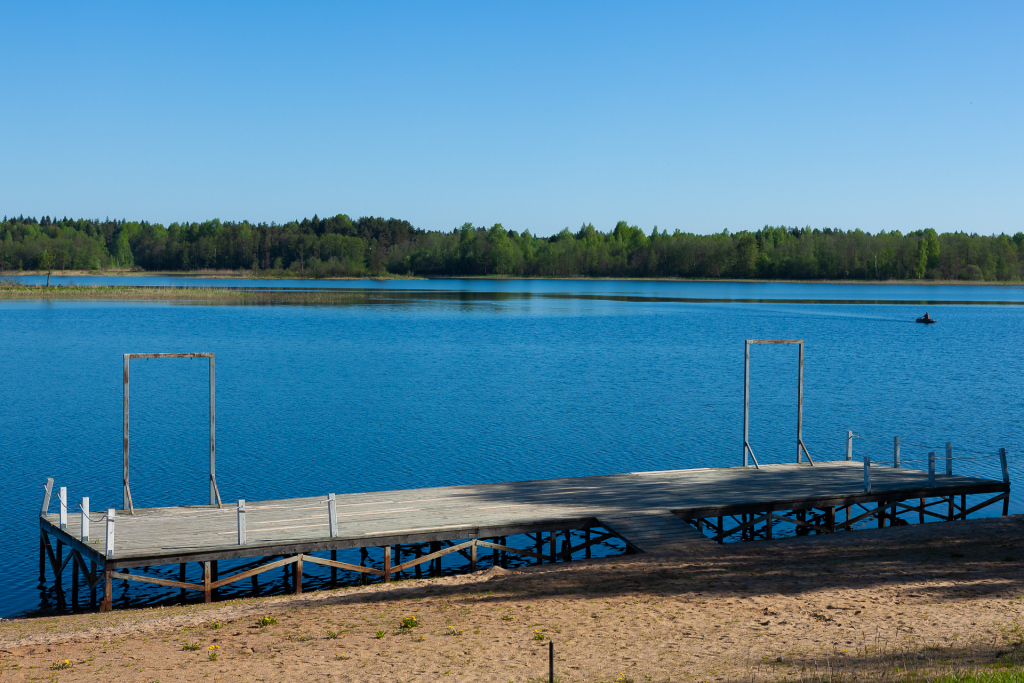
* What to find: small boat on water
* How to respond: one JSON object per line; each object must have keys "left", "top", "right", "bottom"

{"left": 916, "top": 312, "right": 936, "bottom": 324}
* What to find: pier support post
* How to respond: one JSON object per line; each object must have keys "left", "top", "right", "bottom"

{"left": 203, "top": 561, "right": 211, "bottom": 603}
{"left": 383, "top": 546, "right": 391, "bottom": 583}
{"left": 928, "top": 453, "right": 935, "bottom": 487}
{"left": 101, "top": 568, "right": 112, "bottom": 612}
{"left": 294, "top": 555, "right": 303, "bottom": 595}
{"left": 847, "top": 431, "right": 853, "bottom": 461}
{"left": 470, "top": 540, "right": 477, "bottom": 572}
{"left": 331, "top": 550, "right": 338, "bottom": 586}
{"left": 894, "top": 436, "right": 900, "bottom": 468}
{"left": 549, "top": 532, "right": 556, "bottom": 563}
{"left": 1001, "top": 448, "right": 1010, "bottom": 515}
{"left": 38, "top": 531, "right": 46, "bottom": 581}
{"left": 946, "top": 443, "right": 953, "bottom": 476}
{"left": 864, "top": 457, "right": 871, "bottom": 493}
{"left": 179, "top": 563, "right": 186, "bottom": 600}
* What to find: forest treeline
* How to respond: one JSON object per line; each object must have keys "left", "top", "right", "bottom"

{"left": 3, "top": 213, "right": 1024, "bottom": 281}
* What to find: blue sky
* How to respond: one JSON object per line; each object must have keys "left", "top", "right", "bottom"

{"left": 1, "top": 2, "right": 1021, "bottom": 236}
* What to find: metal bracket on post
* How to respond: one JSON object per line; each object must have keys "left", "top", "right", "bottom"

{"left": 123, "top": 352, "right": 220, "bottom": 511}
{"left": 743, "top": 340, "right": 809, "bottom": 468}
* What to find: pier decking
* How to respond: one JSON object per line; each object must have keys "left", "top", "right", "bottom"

{"left": 39, "top": 460, "right": 1010, "bottom": 612}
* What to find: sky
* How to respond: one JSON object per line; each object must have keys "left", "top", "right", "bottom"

{"left": 1, "top": 2, "right": 1021, "bottom": 237}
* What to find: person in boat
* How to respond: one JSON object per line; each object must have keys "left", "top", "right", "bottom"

{"left": 921, "top": 312, "right": 932, "bottom": 321}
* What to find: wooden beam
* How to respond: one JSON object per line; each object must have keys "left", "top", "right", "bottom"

{"left": 109, "top": 571, "right": 204, "bottom": 591}
{"left": 392, "top": 540, "right": 476, "bottom": 573}
{"left": 300, "top": 554, "right": 384, "bottom": 576}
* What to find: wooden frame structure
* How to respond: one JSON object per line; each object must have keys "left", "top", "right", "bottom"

{"left": 123, "top": 352, "right": 220, "bottom": 513}
{"left": 743, "top": 340, "right": 811, "bottom": 468}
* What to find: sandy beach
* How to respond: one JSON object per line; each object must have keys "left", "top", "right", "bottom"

{"left": 3, "top": 516, "right": 1023, "bottom": 682}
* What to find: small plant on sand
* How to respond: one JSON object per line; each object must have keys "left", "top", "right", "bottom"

{"left": 445, "top": 626, "right": 465, "bottom": 636}
{"left": 399, "top": 616, "right": 420, "bottom": 630}
{"left": 207, "top": 645, "right": 220, "bottom": 661}
{"left": 616, "top": 675, "right": 634, "bottom": 683}
{"left": 375, "top": 630, "right": 386, "bottom": 639}
{"left": 207, "top": 620, "right": 224, "bottom": 629}
{"left": 182, "top": 642, "right": 202, "bottom": 651}
{"left": 334, "top": 654, "right": 350, "bottom": 661}
{"left": 256, "top": 615, "right": 277, "bottom": 628}
{"left": 50, "top": 660, "right": 73, "bottom": 671}
{"left": 533, "top": 629, "right": 546, "bottom": 640}
{"left": 325, "top": 629, "right": 341, "bottom": 639}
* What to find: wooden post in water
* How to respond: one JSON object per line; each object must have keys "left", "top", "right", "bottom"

{"left": 946, "top": 442, "right": 953, "bottom": 476}
{"left": 928, "top": 453, "right": 935, "bottom": 487}
{"left": 203, "top": 561, "right": 211, "bottom": 603}
{"left": 295, "top": 555, "right": 303, "bottom": 594}
{"left": 383, "top": 546, "right": 391, "bottom": 583}
{"left": 101, "top": 568, "right": 112, "bottom": 612}
{"left": 847, "top": 431, "right": 853, "bottom": 461}
{"left": 1001, "top": 448, "right": 1010, "bottom": 516}
{"left": 894, "top": 436, "right": 900, "bottom": 468}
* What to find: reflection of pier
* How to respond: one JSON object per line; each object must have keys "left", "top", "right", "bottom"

{"left": 39, "top": 460, "right": 1009, "bottom": 612}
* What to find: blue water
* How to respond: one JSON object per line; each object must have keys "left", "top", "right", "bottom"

{"left": 1, "top": 281, "right": 1021, "bottom": 617}
{"left": 11, "top": 274, "right": 1024, "bottom": 302}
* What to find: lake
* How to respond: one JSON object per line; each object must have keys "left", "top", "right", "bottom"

{"left": 1, "top": 279, "right": 1021, "bottom": 617}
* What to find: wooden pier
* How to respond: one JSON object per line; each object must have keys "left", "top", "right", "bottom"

{"left": 39, "top": 459, "right": 1010, "bottom": 612}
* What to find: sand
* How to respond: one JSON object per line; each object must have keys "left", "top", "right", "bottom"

{"left": 3, "top": 516, "right": 1024, "bottom": 682}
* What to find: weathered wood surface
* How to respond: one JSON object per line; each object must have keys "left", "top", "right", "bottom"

{"left": 41, "top": 461, "right": 1005, "bottom": 568}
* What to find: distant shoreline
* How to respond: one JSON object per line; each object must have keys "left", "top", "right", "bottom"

{"left": 3, "top": 269, "right": 1023, "bottom": 287}
{"left": 2, "top": 283, "right": 1024, "bottom": 306}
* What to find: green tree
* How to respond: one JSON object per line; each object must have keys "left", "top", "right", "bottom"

{"left": 38, "top": 248, "right": 55, "bottom": 286}
{"left": 112, "top": 229, "right": 134, "bottom": 268}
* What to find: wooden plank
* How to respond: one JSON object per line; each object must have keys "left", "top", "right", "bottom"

{"left": 110, "top": 571, "right": 204, "bottom": 591}
{"left": 210, "top": 556, "right": 299, "bottom": 588}
{"left": 299, "top": 554, "right": 384, "bottom": 576}
{"left": 393, "top": 540, "right": 476, "bottom": 572}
